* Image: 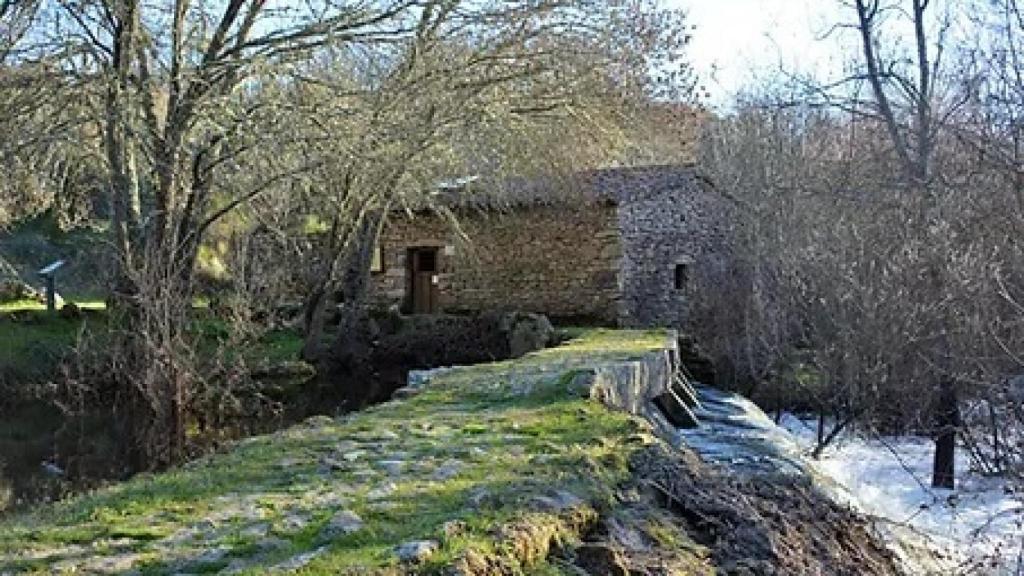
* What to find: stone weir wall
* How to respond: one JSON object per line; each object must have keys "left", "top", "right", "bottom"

{"left": 566, "top": 331, "right": 701, "bottom": 440}
{"left": 403, "top": 330, "right": 701, "bottom": 441}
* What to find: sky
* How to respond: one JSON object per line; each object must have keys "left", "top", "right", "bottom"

{"left": 671, "top": 0, "right": 854, "bottom": 105}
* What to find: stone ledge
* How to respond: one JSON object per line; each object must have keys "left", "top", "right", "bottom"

{"left": 565, "top": 330, "right": 701, "bottom": 439}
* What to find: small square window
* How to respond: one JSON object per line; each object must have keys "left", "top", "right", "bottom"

{"left": 674, "top": 263, "right": 689, "bottom": 290}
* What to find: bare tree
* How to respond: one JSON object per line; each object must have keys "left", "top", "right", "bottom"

{"left": 814, "top": 0, "right": 968, "bottom": 488}
{"left": 1, "top": 0, "right": 691, "bottom": 466}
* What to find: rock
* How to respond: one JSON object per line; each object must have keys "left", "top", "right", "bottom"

{"left": 307, "top": 491, "right": 350, "bottom": 509}
{"left": 273, "top": 546, "right": 327, "bottom": 571}
{"left": 279, "top": 513, "right": 310, "bottom": 532}
{"left": 336, "top": 440, "right": 359, "bottom": 452}
{"left": 367, "top": 500, "right": 398, "bottom": 512}
{"left": 467, "top": 488, "right": 499, "bottom": 509}
{"left": 223, "top": 557, "right": 252, "bottom": 575}
{"left": 509, "top": 377, "right": 534, "bottom": 396}
{"left": 574, "top": 543, "right": 630, "bottom": 576}
{"left": 342, "top": 450, "right": 366, "bottom": 462}
{"left": 303, "top": 415, "right": 335, "bottom": 428}
{"left": 320, "top": 456, "right": 347, "bottom": 471}
{"left": 432, "top": 459, "right": 463, "bottom": 481}
{"left": 80, "top": 553, "right": 145, "bottom": 573}
{"left": 367, "top": 481, "right": 397, "bottom": 500}
{"left": 352, "top": 469, "right": 377, "bottom": 481}
{"left": 408, "top": 368, "right": 452, "bottom": 389}
{"left": 395, "top": 540, "right": 439, "bottom": 563}
{"left": 58, "top": 302, "right": 81, "bottom": 319}
{"left": 187, "top": 546, "right": 230, "bottom": 568}
{"left": 240, "top": 523, "right": 270, "bottom": 538}
{"left": 566, "top": 370, "right": 597, "bottom": 397}
{"left": 258, "top": 537, "right": 290, "bottom": 552}
{"left": 530, "top": 490, "right": 585, "bottom": 512}
{"left": 377, "top": 459, "right": 405, "bottom": 476}
{"left": 1007, "top": 374, "right": 1024, "bottom": 404}
{"left": 392, "top": 386, "right": 421, "bottom": 400}
{"left": 503, "top": 312, "right": 554, "bottom": 358}
{"left": 321, "top": 510, "right": 363, "bottom": 538}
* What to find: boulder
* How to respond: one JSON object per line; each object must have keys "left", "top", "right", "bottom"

{"left": 574, "top": 543, "right": 630, "bottom": 576}
{"left": 320, "top": 510, "right": 364, "bottom": 538}
{"left": 58, "top": 302, "right": 81, "bottom": 320}
{"left": 503, "top": 312, "right": 555, "bottom": 358}
{"left": 395, "top": 540, "right": 439, "bottom": 563}
{"left": 391, "top": 386, "right": 421, "bottom": 400}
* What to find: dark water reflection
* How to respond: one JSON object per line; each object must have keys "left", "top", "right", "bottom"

{"left": 0, "top": 370, "right": 402, "bottom": 515}
{"left": 0, "top": 402, "right": 126, "bottom": 512}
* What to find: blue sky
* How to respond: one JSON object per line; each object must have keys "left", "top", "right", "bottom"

{"left": 671, "top": 0, "right": 852, "bottom": 103}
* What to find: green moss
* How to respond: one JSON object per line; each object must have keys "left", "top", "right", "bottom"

{"left": 0, "top": 329, "right": 669, "bottom": 574}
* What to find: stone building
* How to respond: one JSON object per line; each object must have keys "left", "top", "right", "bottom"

{"left": 367, "top": 165, "right": 733, "bottom": 328}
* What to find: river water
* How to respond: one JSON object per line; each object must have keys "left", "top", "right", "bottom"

{"left": 677, "top": 386, "right": 812, "bottom": 478}
{"left": 0, "top": 371, "right": 399, "bottom": 515}
{"left": 676, "top": 385, "right": 959, "bottom": 574}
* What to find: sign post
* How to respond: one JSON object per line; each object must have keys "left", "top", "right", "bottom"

{"left": 37, "top": 260, "right": 65, "bottom": 313}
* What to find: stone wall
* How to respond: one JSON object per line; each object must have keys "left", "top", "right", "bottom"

{"left": 616, "top": 172, "right": 734, "bottom": 328}
{"left": 369, "top": 203, "right": 622, "bottom": 323}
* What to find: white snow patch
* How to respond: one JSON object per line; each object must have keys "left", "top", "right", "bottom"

{"left": 780, "top": 414, "right": 1024, "bottom": 574}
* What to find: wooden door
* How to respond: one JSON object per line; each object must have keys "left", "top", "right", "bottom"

{"left": 409, "top": 248, "right": 439, "bottom": 314}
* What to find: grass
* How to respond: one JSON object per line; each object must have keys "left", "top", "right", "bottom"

{"left": 0, "top": 329, "right": 673, "bottom": 574}
{"left": 0, "top": 299, "right": 106, "bottom": 313}
{"left": 0, "top": 311, "right": 94, "bottom": 388}
{"left": 0, "top": 304, "right": 304, "bottom": 401}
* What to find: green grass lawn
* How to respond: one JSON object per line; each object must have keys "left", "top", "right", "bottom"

{"left": 0, "top": 311, "right": 93, "bottom": 389}
{"left": 0, "top": 329, "right": 677, "bottom": 575}
{"left": 0, "top": 304, "right": 304, "bottom": 400}
{"left": 0, "top": 299, "right": 107, "bottom": 313}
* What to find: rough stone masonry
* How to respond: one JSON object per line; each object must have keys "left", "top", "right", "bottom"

{"left": 369, "top": 165, "right": 734, "bottom": 329}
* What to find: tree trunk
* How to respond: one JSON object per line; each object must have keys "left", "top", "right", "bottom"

{"left": 932, "top": 378, "right": 959, "bottom": 489}
{"left": 301, "top": 219, "right": 343, "bottom": 362}
{"left": 332, "top": 214, "right": 383, "bottom": 365}
{"left": 301, "top": 287, "right": 330, "bottom": 362}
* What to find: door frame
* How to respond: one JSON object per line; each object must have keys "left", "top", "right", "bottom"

{"left": 407, "top": 246, "right": 440, "bottom": 314}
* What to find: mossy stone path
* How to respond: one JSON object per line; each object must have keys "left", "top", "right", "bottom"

{"left": 0, "top": 330, "right": 669, "bottom": 575}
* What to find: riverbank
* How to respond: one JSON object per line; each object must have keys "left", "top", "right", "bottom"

{"left": 0, "top": 329, "right": 905, "bottom": 574}
{"left": 0, "top": 307, "right": 310, "bottom": 512}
